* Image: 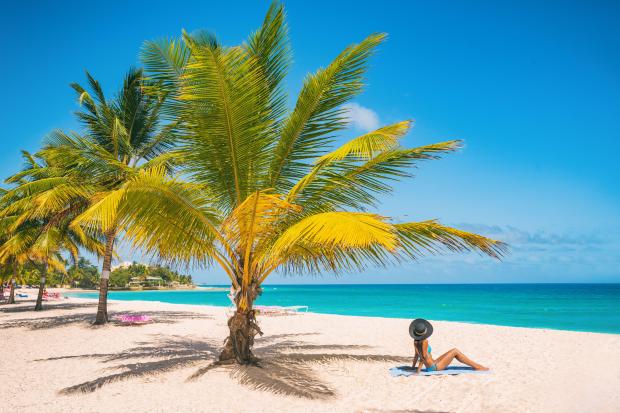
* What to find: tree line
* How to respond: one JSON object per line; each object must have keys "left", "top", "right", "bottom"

{"left": 0, "top": 258, "right": 192, "bottom": 290}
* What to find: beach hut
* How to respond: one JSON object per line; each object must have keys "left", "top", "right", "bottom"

{"left": 144, "top": 276, "right": 163, "bottom": 287}
{"left": 128, "top": 276, "right": 164, "bottom": 290}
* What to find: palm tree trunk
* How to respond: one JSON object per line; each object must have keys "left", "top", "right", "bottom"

{"left": 219, "top": 284, "right": 263, "bottom": 364}
{"left": 34, "top": 263, "right": 48, "bottom": 311}
{"left": 8, "top": 279, "right": 16, "bottom": 304}
{"left": 8, "top": 264, "right": 17, "bottom": 304}
{"left": 94, "top": 231, "right": 115, "bottom": 325}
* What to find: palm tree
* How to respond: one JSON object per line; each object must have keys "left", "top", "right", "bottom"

{"left": 39, "top": 68, "right": 181, "bottom": 324}
{"left": 1, "top": 151, "right": 105, "bottom": 310}
{"left": 1, "top": 262, "right": 29, "bottom": 304}
{"left": 0, "top": 187, "right": 35, "bottom": 305}
{"left": 0, "top": 247, "right": 23, "bottom": 305}
{"left": 0, "top": 264, "right": 8, "bottom": 299}
{"left": 0, "top": 188, "right": 16, "bottom": 304}
{"left": 125, "top": 2, "right": 507, "bottom": 364}
{"left": 0, "top": 153, "right": 58, "bottom": 307}
{"left": 0, "top": 218, "right": 66, "bottom": 310}
{"left": 0, "top": 218, "right": 105, "bottom": 311}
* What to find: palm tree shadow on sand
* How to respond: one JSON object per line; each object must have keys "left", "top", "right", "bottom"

{"left": 2, "top": 310, "right": 212, "bottom": 330}
{"left": 48, "top": 333, "right": 409, "bottom": 400}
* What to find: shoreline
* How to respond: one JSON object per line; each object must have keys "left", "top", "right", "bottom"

{"left": 77, "top": 295, "right": 620, "bottom": 336}
{"left": 1, "top": 297, "right": 618, "bottom": 412}
{"left": 45, "top": 285, "right": 203, "bottom": 292}
{"left": 64, "top": 289, "right": 620, "bottom": 336}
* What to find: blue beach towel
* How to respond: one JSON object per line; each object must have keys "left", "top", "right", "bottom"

{"left": 390, "top": 365, "right": 490, "bottom": 377}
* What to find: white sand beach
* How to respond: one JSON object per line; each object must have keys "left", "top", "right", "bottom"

{"left": 1, "top": 291, "right": 619, "bottom": 413}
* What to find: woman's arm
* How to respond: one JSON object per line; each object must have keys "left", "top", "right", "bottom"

{"left": 412, "top": 353, "right": 419, "bottom": 368}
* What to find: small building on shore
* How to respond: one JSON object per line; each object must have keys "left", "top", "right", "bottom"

{"left": 128, "top": 276, "right": 164, "bottom": 290}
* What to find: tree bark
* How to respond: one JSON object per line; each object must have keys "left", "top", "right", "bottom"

{"left": 34, "top": 263, "right": 48, "bottom": 311}
{"left": 8, "top": 264, "right": 17, "bottom": 304}
{"left": 94, "top": 231, "right": 115, "bottom": 325}
{"left": 9, "top": 263, "right": 17, "bottom": 304}
{"left": 219, "top": 284, "right": 263, "bottom": 364}
{"left": 8, "top": 279, "right": 15, "bottom": 304}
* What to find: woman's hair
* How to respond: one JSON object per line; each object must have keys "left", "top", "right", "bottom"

{"left": 414, "top": 339, "right": 428, "bottom": 353}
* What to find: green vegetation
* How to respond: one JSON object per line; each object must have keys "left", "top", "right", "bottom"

{"left": 0, "top": 257, "right": 193, "bottom": 290}
{"left": 0, "top": 153, "right": 105, "bottom": 309}
{"left": 108, "top": 263, "right": 192, "bottom": 289}
{"left": 0, "top": 2, "right": 506, "bottom": 363}
{"left": 66, "top": 258, "right": 100, "bottom": 289}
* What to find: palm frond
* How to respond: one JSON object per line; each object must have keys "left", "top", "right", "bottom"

{"left": 246, "top": 1, "right": 290, "bottom": 125}
{"left": 175, "top": 31, "right": 274, "bottom": 208}
{"left": 395, "top": 220, "right": 508, "bottom": 259}
{"left": 70, "top": 188, "right": 127, "bottom": 234}
{"left": 269, "top": 33, "right": 386, "bottom": 190}
{"left": 294, "top": 140, "right": 463, "bottom": 213}
{"left": 223, "top": 191, "right": 299, "bottom": 250}
{"left": 318, "top": 121, "right": 411, "bottom": 164}
{"left": 288, "top": 121, "right": 412, "bottom": 201}
{"left": 141, "top": 37, "right": 190, "bottom": 105}
{"left": 271, "top": 212, "right": 397, "bottom": 257}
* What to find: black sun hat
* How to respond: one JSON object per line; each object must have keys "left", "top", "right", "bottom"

{"left": 409, "top": 318, "right": 433, "bottom": 340}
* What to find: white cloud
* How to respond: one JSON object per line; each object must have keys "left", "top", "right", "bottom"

{"left": 342, "top": 103, "right": 379, "bottom": 132}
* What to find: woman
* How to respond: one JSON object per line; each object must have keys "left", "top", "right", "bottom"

{"left": 410, "top": 318, "right": 488, "bottom": 372}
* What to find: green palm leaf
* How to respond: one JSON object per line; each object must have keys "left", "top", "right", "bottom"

{"left": 269, "top": 33, "right": 386, "bottom": 190}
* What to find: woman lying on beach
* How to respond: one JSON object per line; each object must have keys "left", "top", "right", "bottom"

{"left": 410, "top": 318, "right": 489, "bottom": 372}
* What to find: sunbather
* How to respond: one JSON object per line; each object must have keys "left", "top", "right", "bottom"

{"left": 410, "top": 318, "right": 488, "bottom": 372}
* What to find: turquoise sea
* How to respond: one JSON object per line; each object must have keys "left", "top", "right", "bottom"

{"left": 71, "top": 284, "right": 620, "bottom": 334}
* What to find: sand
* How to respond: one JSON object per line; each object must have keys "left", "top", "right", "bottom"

{"left": 1, "top": 289, "right": 619, "bottom": 413}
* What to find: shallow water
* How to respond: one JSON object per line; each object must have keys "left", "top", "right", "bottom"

{"left": 70, "top": 283, "right": 620, "bottom": 334}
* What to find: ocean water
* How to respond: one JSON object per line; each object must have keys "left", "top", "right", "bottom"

{"left": 71, "top": 284, "right": 620, "bottom": 334}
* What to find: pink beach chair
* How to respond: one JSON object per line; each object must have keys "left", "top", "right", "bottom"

{"left": 115, "top": 314, "right": 152, "bottom": 325}
{"left": 42, "top": 291, "right": 62, "bottom": 301}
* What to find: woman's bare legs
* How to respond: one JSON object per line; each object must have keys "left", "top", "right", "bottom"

{"left": 434, "top": 348, "right": 488, "bottom": 371}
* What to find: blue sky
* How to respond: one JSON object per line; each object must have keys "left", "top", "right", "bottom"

{"left": 1, "top": 0, "right": 618, "bottom": 283}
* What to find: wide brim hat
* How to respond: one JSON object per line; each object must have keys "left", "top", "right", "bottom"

{"left": 409, "top": 318, "right": 433, "bottom": 340}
